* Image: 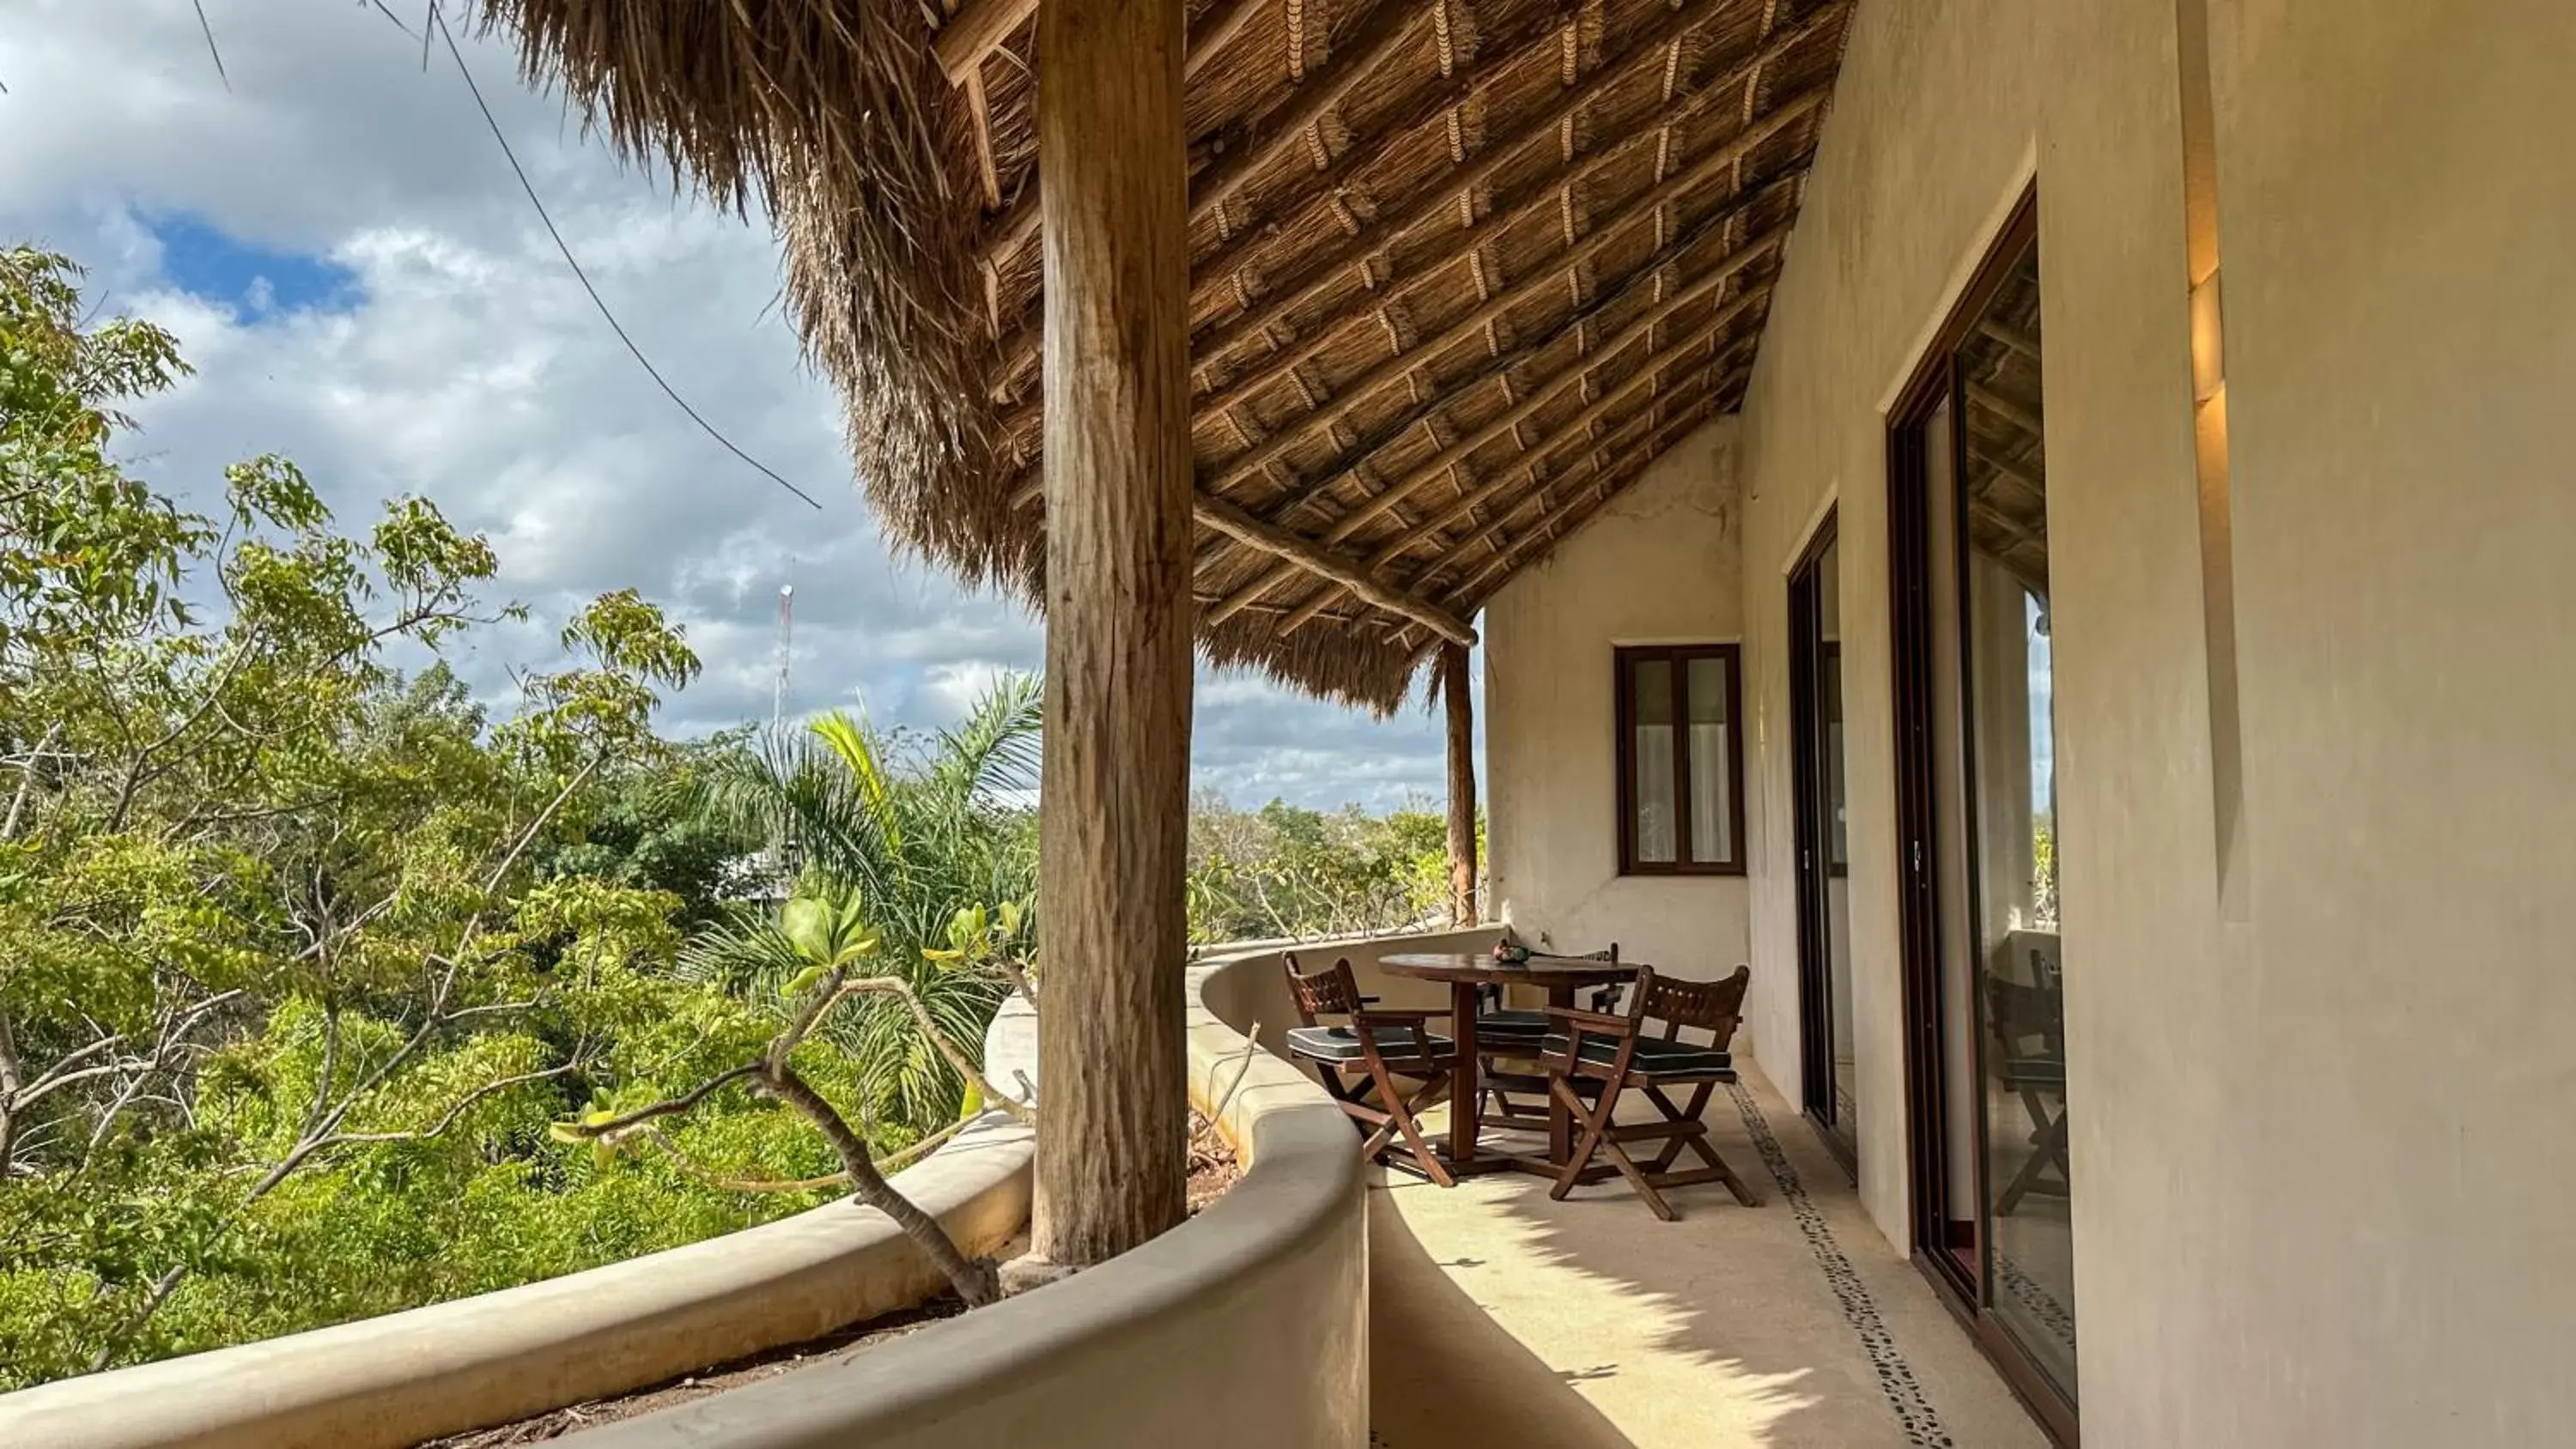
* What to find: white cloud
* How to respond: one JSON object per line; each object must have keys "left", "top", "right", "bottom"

{"left": 0, "top": 0, "right": 1451, "bottom": 810}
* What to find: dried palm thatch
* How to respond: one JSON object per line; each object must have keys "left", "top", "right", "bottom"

{"left": 476, "top": 0, "right": 1854, "bottom": 712}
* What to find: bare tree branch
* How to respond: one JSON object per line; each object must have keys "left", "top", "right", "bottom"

{"left": 316, "top": 1063, "right": 582, "bottom": 1149}
{"left": 830, "top": 976, "right": 1033, "bottom": 1124}
{"left": 556, "top": 1064, "right": 762, "bottom": 1142}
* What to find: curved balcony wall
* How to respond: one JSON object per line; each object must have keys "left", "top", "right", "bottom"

{"left": 0, "top": 926, "right": 1496, "bottom": 1449}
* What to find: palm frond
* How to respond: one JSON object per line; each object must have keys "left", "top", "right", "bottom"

{"left": 811, "top": 710, "right": 903, "bottom": 854}
{"left": 931, "top": 671, "right": 1042, "bottom": 805}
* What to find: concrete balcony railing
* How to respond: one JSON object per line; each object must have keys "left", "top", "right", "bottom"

{"left": 0, "top": 925, "right": 1498, "bottom": 1449}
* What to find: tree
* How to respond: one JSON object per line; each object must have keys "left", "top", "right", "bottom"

{"left": 0, "top": 249, "right": 720, "bottom": 1378}
{"left": 533, "top": 729, "right": 767, "bottom": 929}
{"left": 1183, "top": 791, "right": 1452, "bottom": 943}
{"left": 691, "top": 679, "right": 1042, "bottom": 1135}
{"left": 554, "top": 876, "right": 1034, "bottom": 1308}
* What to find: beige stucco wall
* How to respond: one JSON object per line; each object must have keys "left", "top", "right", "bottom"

{"left": 1485, "top": 420, "right": 1759, "bottom": 1002}
{"left": 0, "top": 1065, "right": 1036, "bottom": 1449}
{"left": 1714, "top": 0, "right": 2576, "bottom": 1443}
{"left": 0, "top": 929, "right": 1441, "bottom": 1449}
{"left": 538, "top": 932, "right": 1447, "bottom": 1449}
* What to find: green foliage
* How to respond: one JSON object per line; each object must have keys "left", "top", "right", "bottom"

{"left": 686, "top": 685, "right": 1042, "bottom": 1136}
{"left": 0, "top": 248, "right": 1443, "bottom": 1390}
{"left": 531, "top": 731, "right": 764, "bottom": 929}
{"left": 0, "top": 250, "right": 838, "bottom": 1390}
{"left": 1184, "top": 791, "right": 1461, "bottom": 943}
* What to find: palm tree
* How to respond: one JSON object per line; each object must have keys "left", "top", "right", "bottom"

{"left": 685, "top": 672, "right": 1042, "bottom": 1137}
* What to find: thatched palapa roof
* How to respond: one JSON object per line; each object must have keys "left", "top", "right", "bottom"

{"left": 478, "top": 0, "right": 1853, "bottom": 712}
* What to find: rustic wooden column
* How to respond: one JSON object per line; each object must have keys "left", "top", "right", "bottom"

{"left": 1031, "top": 0, "right": 1194, "bottom": 1265}
{"left": 1441, "top": 642, "right": 1479, "bottom": 927}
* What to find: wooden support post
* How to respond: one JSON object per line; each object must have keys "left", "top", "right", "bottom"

{"left": 1442, "top": 642, "right": 1479, "bottom": 927}
{"left": 1033, "top": 0, "right": 1193, "bottom": 1266}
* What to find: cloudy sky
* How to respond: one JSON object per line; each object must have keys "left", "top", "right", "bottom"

{"left": 0, "top": 0, "right": 1470, "bottom": 810}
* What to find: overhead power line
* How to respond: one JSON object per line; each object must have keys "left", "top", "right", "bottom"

{"left": 306, "top": 2, "right": 825, "bottom": 510}
{"left": 191, "top": 1, "right": 231, "bottom": 92}
{"left": 427, "top": 8, "right": 823, "bottom": 510}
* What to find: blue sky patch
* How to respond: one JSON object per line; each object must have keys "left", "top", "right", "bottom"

{"left": 149, "top": 215, "right": 361, "bottom": 317}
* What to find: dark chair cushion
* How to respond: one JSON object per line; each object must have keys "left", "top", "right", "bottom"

{"left": 1472, "top": 1009, "right": 1550, "bottom": 1043}
{"left": 1539, "top": 1032, "right": 1734, "bottom": 1077}
{"left": 1287, "top": 1024, "right": 1454, "bottom": 1064}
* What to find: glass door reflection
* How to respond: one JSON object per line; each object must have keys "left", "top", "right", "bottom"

{"left": 1790, "top": 518, "right": 1857, "bottom": 1167}
{"left": 1953, "top": 246, "right": 2075, "bottom": 1397}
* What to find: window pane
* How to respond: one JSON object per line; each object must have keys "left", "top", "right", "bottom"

{"left": 1630, "top": 658, "right": 1677, "bottom": 864}
{"left": 1686, "top": 654, "right": 1734, "bottom": 864}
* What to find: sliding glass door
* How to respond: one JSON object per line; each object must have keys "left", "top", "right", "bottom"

{"left": 1889, "top": 192, "right": 2077, "bottom": 1439}
{"left": 1790, "top": 516, "right": 1857, "bottom": 1168}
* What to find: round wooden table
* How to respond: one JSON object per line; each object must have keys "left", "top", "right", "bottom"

{"left": 1380, "top": 951, "right": 1637, "bottom": 1173}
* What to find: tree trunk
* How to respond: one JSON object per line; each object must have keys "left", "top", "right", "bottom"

{"left": 0, "top": 1008, "right": 21, "bottom": 1177}
{"left": 1442, "top": 642, "right": 1480, "bottom": 926}
{"left": 765, "top": 1064, "right": 998, "bottom": 1307}
{"left": 1032, "top": 0, "right": 1194, "bottom": 1267}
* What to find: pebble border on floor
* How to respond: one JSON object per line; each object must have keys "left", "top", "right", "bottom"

{"left": 1728, "top": 1082, "right": 1957, "bottom": 1449}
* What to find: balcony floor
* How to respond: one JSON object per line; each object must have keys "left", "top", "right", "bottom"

{"left": 1369, "top": 1064, "right": 2050, "bottom": 1449}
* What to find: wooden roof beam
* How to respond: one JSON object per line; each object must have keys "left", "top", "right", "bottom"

{"left": 1026, "top": 482, "right": 1480, "bottom": 641}
{"left": 1967, "top": 380, "right": 2044, "bottom": 438}
{"left": 1209, "top": 288, "right": 1768, "bottom": 622}
{"left": 1236, "top": 247, "right": 1777, "bottom": 554}
{"left": 986, "top": 0, "right": 1844, "bottom": 403}
{"left": 1445, "top": 372, "right": 1748, "bottom": 604}
{"left": 1427, "top": 359, "right": 1746, "bottom": 592}
{"left": 1200, "top": 197, "right": 1793, "bottom": 507}
{"left": 1196, "top": 131, "right": 1804, "bottom": 432}
{"left": 1273, "top": 381, "right": 1710, "bottom": 637}
{"left": 935, "top": 0, "right": 1037, "bottom": 86}
{"left": 1977, "top": 317, "right": 2041, "bottom": 362}
{"left": 1191, "top": 9, "right": 1834, "bottom": 363}
{"left": 1361, "top": 365, "right": 1700, "bottom": 568}
{"left": 1002, "top": 203, "right": 1786, "bottom": 515}
{"left": 978, "top": 0, "right": 1448, "bottom": 269}
{"left": 1194, "top": 493, "right": 1478, "bottom": 644}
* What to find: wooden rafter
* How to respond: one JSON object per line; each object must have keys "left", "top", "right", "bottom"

{"left": 1433, "top": 362, "right": 1746, "bottom": 586}
{"left": 1967, "top": 381, "right": 2044, "bottom": 439}
{"left": 986, "top": 1, "right": 1844, "bottom": 404}
{"left": 1194, "top": 493, "right": 1479, "bottom": 643}
{"left": 1210, "top": 284, "right": 1769, "bottom": 621}
{"left": 1276, "top": 372, "right": 1725, "bottom": 635}
{"left": 1444, "top": 373, "right": 1747, "bottom": 605}
{"left": 1197, "top": 130, "right": 1803, "bottom": 433}
{"left": 1236, "top": 248, "right": 1775, "bottom": 554}
{"left": 1003, "top": 202, "right": 1788, "bottom": 516}
{"left": 1201, "top": 203, "right": 1792, "bottom": 509}
{"left": 1189, "top": 0, "right": 1842, "bottom": 354}
{"left": 1977, "top": 317, "right": 2041, "bottom": 362}
{"left": 963, "top": 69, "right": 1003, "bottom": 209}
{"left": 1403, "top": 351, "right": 1745, "bottom": 592}
{"left": 934, "top": 0, "right": 1037, "bottom": 84}
{"left": 978, "top": 0, "right": 1458, "bottom": 272}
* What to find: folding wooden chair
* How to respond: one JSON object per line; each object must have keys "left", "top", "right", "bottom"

{"left": 1472, "top": 943, "right": 1617, "bottom": 1131}
{"left": 1281, "top": 953, "right": 1461, "bottom": 1187}
{"left": 1986, "top": 970, "right": 2069, "bottom": 1215}
{"left": 1540, "top": 965, "right": 1762, "bottom": 1221}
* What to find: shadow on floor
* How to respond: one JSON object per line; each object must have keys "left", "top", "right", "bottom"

{"left": 1372, "top": 1070, "right": 2050, "bottom": 1449}
{"left": 1369, "top": 1180, "right": 1638, "bottom": 1449}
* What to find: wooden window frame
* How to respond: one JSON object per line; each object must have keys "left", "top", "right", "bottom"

{"left": 1613, "top": 643, "right": 1747, "bottom": 876}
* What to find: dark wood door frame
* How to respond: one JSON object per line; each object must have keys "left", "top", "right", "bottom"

{"left": 1884, "top": 185, "right": 2078, "bottom": 1447}
{"left": 1788, "top": 512, "right": 1856, "bottom": 1176}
